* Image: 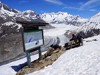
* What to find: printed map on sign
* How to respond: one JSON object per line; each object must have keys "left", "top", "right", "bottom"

{"left": 24, "top": 30, "right": 43, "bottom": 50}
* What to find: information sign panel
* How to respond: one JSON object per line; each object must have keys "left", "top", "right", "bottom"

{"left": 23, "top": 29, "right": 43, "bottom": 51}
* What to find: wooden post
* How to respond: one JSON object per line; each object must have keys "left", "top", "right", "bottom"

{"left": 26, "top": 50, "right": 31, "bottom": 67}
{"left": 38, "top": 47, "right": 42, "bottom": 60}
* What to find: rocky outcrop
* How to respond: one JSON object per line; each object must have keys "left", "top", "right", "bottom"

{"left": 0, "top": 32, "right": 24, "bottom": 63}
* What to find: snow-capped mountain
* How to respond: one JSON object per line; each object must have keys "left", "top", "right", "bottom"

{"left": 0, "top": 2, "right": 19, "bottom": 17}
{"left": 22, "top": 10, "right": 40, "bottom": 19}
{"left": 0, "top": 2, "right": 22, "bottom": 37}
{"left": 0, "top": 2, "right": 42, "bottom": 26}
{"left": 76, "top": 12, "right": 100, "bottom": 38}
{"left": 14, "top": 10, "right": 40, "bottom": 21}
{"left": 79, "top": 12, "right": 100, "bottom": 32}
{"left": 40, "top": 12, "right": 87, "bottom": 26}
{"left": 0, "top": 2, "right": 44, "bottom": 36}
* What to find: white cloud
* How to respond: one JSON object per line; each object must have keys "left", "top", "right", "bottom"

{"left": 45, "top": 0, "right": 63, "bottom": 5}
{"left": 63, "top": 6, "right": 80, "bottom": 10}
{"left": 62, "top": 0, "right": 99, "bottom": 12}
{"left": 80, "top": 0, "right": 100, "bottom": 9}
{"left": 63, "top": 6, "right": 97, "bottom": 12}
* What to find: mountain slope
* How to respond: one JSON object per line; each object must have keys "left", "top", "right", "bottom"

{"left": 77, "top": 12, "right": 100, "bottom": 38}
{"left": 0, "top": 2, "right": 45, "bottom": 37}
{"left": 0, "top": 2, "right": 21, "bottom": 35}
{"left": 78, "top": 12, "right": 100, "bottom": 32}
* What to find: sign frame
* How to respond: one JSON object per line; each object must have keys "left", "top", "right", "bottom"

{"left": 22, "top": 28, "right": 44, "bottom": 52}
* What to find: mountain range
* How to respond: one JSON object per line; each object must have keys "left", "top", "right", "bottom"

{"left": 0, "top": 2, "right": 100, "bottom": 34}
{"left": 40, "top": 12, "right": 87, "bottom": 26}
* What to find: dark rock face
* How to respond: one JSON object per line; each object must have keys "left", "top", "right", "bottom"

{"left": 77, "top": 29, "right": 100, "bottom": 38}
{"left": 0, "top": 2, "right": 27, "bottom": 63}
{"left": 0, "top": 32, "right": 24, "bottom": 63}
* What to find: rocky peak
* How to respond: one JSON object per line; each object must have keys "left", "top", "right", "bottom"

{"left": 0, "top": 2, "right": 19, "bottom": 17}
{"left": 22, "top": 10, "right": 39, "bottom": 18}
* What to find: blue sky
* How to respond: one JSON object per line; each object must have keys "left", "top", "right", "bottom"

{"left": 0, "top": 0, "right": 100, "bottom": 18}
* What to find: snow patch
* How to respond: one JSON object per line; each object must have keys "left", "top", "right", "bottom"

{"left": 3, "top": 21, "right": 22, "bottom": 29}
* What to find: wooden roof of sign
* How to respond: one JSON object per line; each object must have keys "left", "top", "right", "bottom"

{"left": 16, "top": 19, "right": 49, "bottom": 28}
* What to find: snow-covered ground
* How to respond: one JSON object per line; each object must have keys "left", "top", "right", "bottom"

{"left": 44, "top": 27, "right": 70, "bottom": 46}
{"left": 28, "top": 35, "right": 100, "bottom": 75}
{"left": 0, "top": 52, "right": 47, "bottom": 75}
{"left": 44, "top": 24, "right": 79, "bottom": 46}
{"left": 0, "top": 26, "right": 100, "bottom": 75}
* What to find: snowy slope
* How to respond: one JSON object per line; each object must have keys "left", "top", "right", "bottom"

{"left": 0, "top": 28, "right": 100, "bottom": 75}
{"left": 3, "top": 21, "right": 22, "bottom": 30}
{"left": 40, "top": 12, "right": 87, "bottom": 26}
{"left": 28, "top": 35, "right": 100, "bottom": 75}
{"left": 0, "top": 52, "right": 47, "bottom": 75}
{"left": 50, "top": 23, "right": 79, "bottom": 29}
